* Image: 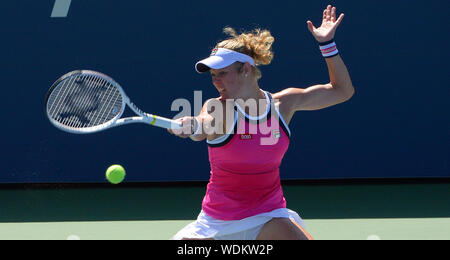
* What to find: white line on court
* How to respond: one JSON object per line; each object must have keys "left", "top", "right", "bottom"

{"left": 67, "top": 234, "right": 81, "bottom": 240}
{"left": 367, "top": 235, "right": 381, "bottom": 240}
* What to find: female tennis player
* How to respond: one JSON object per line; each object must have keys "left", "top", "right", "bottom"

{"left": 169, "top": 5, "right": 354, "bottom": 240}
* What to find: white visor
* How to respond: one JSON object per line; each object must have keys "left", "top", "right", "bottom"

{"left": 195, "top": 48, "right": 255, "bottom": 73}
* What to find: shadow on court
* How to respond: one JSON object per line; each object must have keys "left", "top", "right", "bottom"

{"left": 0, "top": 181, "right": 449, "bottom": 222}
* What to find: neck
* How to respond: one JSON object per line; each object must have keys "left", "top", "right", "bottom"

{"left": 229, "top": 81, "right": 270, "bottom": 117}
{"left": 222, "top": 81, "right": 264, "bottom": 101}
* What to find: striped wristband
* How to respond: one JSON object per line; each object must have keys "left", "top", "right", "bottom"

{"left": 319, "top": 40, "right": 339, "bottom": 58}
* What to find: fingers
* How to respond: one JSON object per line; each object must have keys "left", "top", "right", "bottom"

{"left": 322, "top": 5, "right": 332, "bottom": 23}
{"left": 170, "top": 117, "right": 194, "bottom": 138}
{"left": 323, "top": 5, "right": 342, "bottom": 23}
{"left": 306, "top": 21, "right": 316, "bottom": 33}
{"left": 309, "top": 5, "right": 344, "bottom": 39}
{"left": 331, "top": 6, "right": 336, "bottom": 22}
{"left": 336, "top": 13, "right": 345, "bottom": 27}
{"left": 326, "top": 5, "right": 332, "bottom": 21}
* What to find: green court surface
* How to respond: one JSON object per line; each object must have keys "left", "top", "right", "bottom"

{"left": 0, "top": 182, "right": 449, "bottom": 240}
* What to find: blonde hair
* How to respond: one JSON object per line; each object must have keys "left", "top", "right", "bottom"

{"left": 216, "top": 27, "right": 275, "bottom": 80}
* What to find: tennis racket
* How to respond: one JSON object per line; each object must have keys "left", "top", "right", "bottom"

{"left": 45, "top": 70, "right": 182, "bottom": 134}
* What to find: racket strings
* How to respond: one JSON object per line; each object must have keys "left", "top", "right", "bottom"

{"left": 90, "top": 78, "right": 121, "bottom": 126}
{"left": 55, "top": 75, "right": 101, "bottom": 128}
{"left": 70, "top": 75, "right": 105, "bottom": 127}
{"left": 47, "top": 74, "right": 123, "bottom": 129}
{"left": 62, "top": 75, "right": 98, "bottom": 127}
{"left": 48, "top": 75, "right": 79, "bottom": 125}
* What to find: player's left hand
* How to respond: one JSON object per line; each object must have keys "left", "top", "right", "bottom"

{"left": 307, "top": 5, "right": 344, "bottom": 43}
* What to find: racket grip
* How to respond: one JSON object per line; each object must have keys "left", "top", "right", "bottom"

{"left": 150, "top": 115, "right": 182, "bottom": 129}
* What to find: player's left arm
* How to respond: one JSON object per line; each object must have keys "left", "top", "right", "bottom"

{"left": 280, "top": 5, "right": 355, "bottom": 112}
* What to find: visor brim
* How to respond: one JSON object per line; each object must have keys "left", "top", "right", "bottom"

{"left": 195, "top": 56, "right": 236, "bottom": 73}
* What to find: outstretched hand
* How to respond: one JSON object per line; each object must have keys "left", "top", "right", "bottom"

{"left": 307, "top": 5, "right": 344, "bottom": 43}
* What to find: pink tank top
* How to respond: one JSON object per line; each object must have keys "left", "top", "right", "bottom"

{"left": 202, "top": 91, "right": 292, "bottom": 220}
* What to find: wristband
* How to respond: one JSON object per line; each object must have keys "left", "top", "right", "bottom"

{"left": 319, "top": 40, "right": 339, "bottom": 58}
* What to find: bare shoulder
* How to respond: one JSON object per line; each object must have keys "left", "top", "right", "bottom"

{"left": 271, "top": 88, "right": 300, "bottom": 125}
{"left": 272, "top": 88, "right": 305, "bottom": 108}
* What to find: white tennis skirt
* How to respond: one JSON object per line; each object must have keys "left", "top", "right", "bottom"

{"left": 172, "top": 208, "right": 305, "bottom": 240}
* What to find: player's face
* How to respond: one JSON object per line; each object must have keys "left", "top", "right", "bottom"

{"left": 210, "top": 63, "right": 245, "bottom": 95}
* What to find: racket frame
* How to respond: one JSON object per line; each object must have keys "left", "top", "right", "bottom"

{"left": 45, "top": 70, "right": 181, "bottom": 134}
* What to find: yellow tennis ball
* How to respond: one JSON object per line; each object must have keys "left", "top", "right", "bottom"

{"left": 106, "top": 165, "right": 126, "bottom": 184}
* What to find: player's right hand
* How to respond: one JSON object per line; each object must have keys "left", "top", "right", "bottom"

{"left": 167, "top": 116, "right": 195, "bottom": 139}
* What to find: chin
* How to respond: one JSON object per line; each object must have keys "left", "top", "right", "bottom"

{"left": 217, "top": 90, "right": 229, "bottom": 99}
{"left": 215, "top": 86, "right": 225, "bottom": 93}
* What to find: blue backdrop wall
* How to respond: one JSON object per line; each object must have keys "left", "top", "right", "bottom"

{"left": 0, "top": 0, "right": 448, "bottom": 183}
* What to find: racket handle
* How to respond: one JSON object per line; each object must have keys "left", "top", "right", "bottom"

{"left": 149, "top": 115, "right": 182, "bottom": 129}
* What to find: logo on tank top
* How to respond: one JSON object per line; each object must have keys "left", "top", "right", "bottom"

{"left": 272, "top": 130, "right": 281, "bottom": 139}
{"left": 240, "top": 134, "right": 253, "bottom": 140}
